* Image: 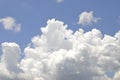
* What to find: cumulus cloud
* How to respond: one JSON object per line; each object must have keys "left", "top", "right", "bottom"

{"left": 0, "top": 19, "right": 120, "bottom": 80}
{"left": 78, "top": 11, "right": 100, "bottom": 26}
{"left": 0, "top": 42, "right": 21, "bottom": 80}
{"left": 0, "top": 17, "right": 21, "bottom": 32}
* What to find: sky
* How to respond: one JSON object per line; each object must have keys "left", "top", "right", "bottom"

{"left": 0, "top": 0, "right": 120, "bottom": 80}
{"left": 0, "top": 0, "right": 120, "bottom": 50}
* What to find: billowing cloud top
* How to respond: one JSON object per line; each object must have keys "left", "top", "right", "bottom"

{"left": 78, "top": 11, "right": 100, "bottom": 26}
{"left": 0, "top": 19, "right": 120, "bottom": 80}
{"left": 0, "top": 17, "right": 21, "bottom": 32}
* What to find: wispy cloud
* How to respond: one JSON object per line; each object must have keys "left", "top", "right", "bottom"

{"left": 56, "top": 0, "right": 64, "bottom": 3}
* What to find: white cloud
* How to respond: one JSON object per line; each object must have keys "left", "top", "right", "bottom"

{"left": 1, "top": 42, "right": 21, "bottom": 72}
{"left": 56, "top": 0, "right": 64, "bottom": 3}
{"left": 0, "top": 19, "right": 120, "bottom": 80}
{"left": 78, "top": 11, "right": 100, "bottom": 26}
{"left": 0, "top": 17, "right": 21, "bottom": 32}
{"left": 0, "top": 42, "right": 21, "bottom": 80}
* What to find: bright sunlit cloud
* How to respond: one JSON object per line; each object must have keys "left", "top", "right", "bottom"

{"left": 0, "top": 19, "right": 120, "bottom": 80}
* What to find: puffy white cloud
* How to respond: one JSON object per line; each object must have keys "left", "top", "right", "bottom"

{"left": 0, "top": 19, "right": 120, "bottom": 80}
{"left": 78, "top": 11, "right": 100, "bottom": 26}
{"left": 1, "top": 42, "right": 21, "bottom": 72}
{"left": 32, "top": 19, "right": 73, "bottom": 51}
{"left": 0, "top": 17, "right": 21, "bottom": 32}
{"left": 0, "top": 42, "right": 21, "bottom": 80}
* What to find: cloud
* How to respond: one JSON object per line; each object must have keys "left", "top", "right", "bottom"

{"left": 56, "top": 0, "right": 64, "bottom": 3}
{"left": 0, "top": 17, "right": 21, "bottom": 32}
{"left": 78, "top": 11, "right": 100, "bottom": 26}
{"left": 0, "top": 19, "right": 120, "bottom": 80}
{"left": 0, "top": 42, "right": 21, "bottom": 80}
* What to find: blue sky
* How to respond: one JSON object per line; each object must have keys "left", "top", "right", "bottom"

{"left": 0, "top": 0, "right": 120, "bottom": 51}
{"left": 0, "top": 0, "right": 120, "bottom": 80}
